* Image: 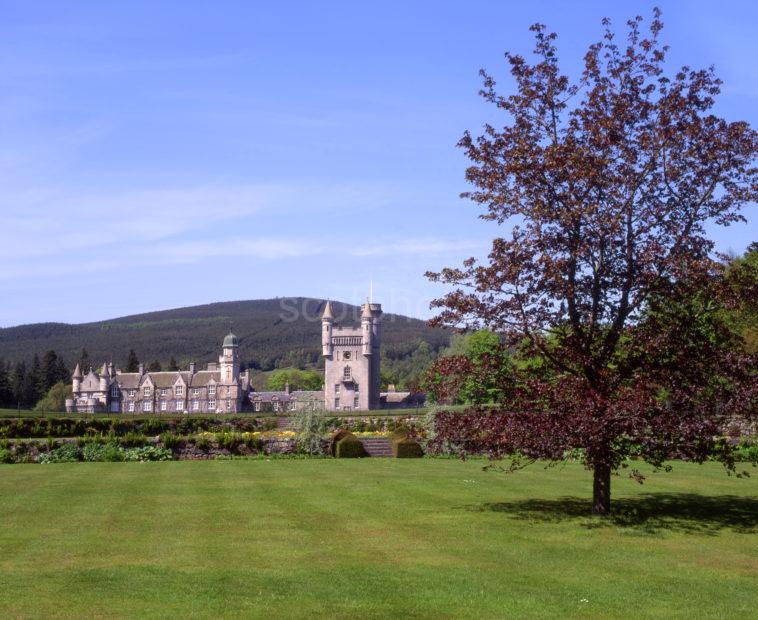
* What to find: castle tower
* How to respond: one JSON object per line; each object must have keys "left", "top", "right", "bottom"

{"left": 219, "top": 332, "right": 240, "bottom": 384}
{"left": 99, "top": 362, "right": 109, "bottom": 392}
{"left": 322, "top": 300, "right": 382, "bottom": 411}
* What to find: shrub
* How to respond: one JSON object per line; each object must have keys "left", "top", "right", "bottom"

{"left": 290, "top": 409, "right": 328, "bottom": 455}
{"left": 734, "top": 440, "right": 758, "bottom": 463}
{"left": 216, "top": 432, "right": 243, "bottom": 453}
{"left": 335, "top": 435, "right": 366, "bottom": 458}
{"left": 159, "top": 432, "right": 183, "bottom": 449}
{"left": 117, "top": 432, "right": 148, "bottom": 448}
{"left": 122, "top": 446, "right": 173, "bottom": 462}
{"left": 195, "top": 434, "right": 212, "bottom": 450}
{"left": 39, "top": 443, "right": 81, "bottom": 463}
{"left": 81, "top": 442, "right": 124, "bottom": 462}
{"left": 0, "top": 448, "right": 14, "bottom": 464}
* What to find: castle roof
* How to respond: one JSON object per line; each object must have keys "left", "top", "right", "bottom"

{"left": 72, "top": 363, "right": 82, "bottom": 379}
{"left": 149, "top": 372, "right": 191, "bottom": 388}
{"left": 361, "top": 301, "right": 373, "bottom": 319}
{"left": 115, "top": 373, "right": 141, "bottom": 390}
{"left": 222, "top": 332, "right": 238, "bottom": 348}
{"left": 189, "top": 371, "right": 221, "bottom": 387}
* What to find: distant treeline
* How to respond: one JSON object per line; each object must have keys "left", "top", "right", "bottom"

{"left": 0, "top": 298, "right": 451, "bottom": 375}
{"left": 0, "top": 351, "right": 71, "bottom": 409}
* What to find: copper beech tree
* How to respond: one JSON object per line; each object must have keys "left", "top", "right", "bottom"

{"left": 426, "top": 10, "right": 757, "bottom": 515}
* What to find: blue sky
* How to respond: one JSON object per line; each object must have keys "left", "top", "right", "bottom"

{"left": 0, "top": 0, "right": 755, "bottom": 327}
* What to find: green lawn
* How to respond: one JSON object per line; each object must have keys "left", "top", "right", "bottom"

{"left": 0, "top": 460, "right": 755, "bottom": 619}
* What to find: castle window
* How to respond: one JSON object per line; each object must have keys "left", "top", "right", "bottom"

{"left": 160, "top": 388, "right": 167, "bottom": 396}
{"left": 176, "top": 400, "right": 183, "bottom": 410}
{"left": 209, "top": 399, "right": 216, "bottom": 410}
{"left": 175, "top": 385, "right": 183, "bottom": 397}
{"left": 142, "top": 401, "right": 152, "bottom": 412}
{"left": 128, "top": 389, "right": 136, "bottom": 397}
{"left": 192, "top": 400, "right": 199, "bottom": 411}
{"left": 343, "top": 351, "right": 351, "bottom": 360}
{"left": 343, "top": 366, "right": 352, "bottom": 380}
{"left": 334, "top": 384, "right": 340, "bottom": 395}
{"left": 208, "top": 384, "right": 216, "bottom": 396}
{"left": 254, "top": 401, "right": 261, "bottom": 412}
{"left": 143, "top": 386, "right": 152, "bottom": 397}
{"left": 335, "top": 398, "right": 340, "bottom": 408}
{"left": 160, "top": 400, "right": 167, "bottom": 412}
{"left": 127, "top": 401, "right": 134, "bottom": 412}
{"left": 354, "top": 383, "right": 359, "bottom": 393}
{"left": 111, "top": 386, "right": 119, "bottom": 398}
{"left": 354, "top": 395, "right": 359, "bottom": 408}
{"left": 193, "top": 388, "right": 200, "bottom": 396}
{"left": 273, "top": 401, "right": 280, "bottom": 412}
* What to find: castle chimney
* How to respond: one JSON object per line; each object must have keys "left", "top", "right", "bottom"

{"left": 138, "top": 363, "right": 144, "bottom": 375}
{"left": 189, "top": 361, "right": 197, "bottom": 374}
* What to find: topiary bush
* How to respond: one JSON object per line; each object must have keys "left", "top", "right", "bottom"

{"left": 329, "top": 429, "right": 354, "bottom": 456}
{"left": 335, "top": 435, "right": 366, "bottom": 458}
{"left": 392, "top": 437, "right": 424, "bottom": 458}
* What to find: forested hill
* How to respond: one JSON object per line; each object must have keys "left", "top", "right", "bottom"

{"left": 0, "top": 298, "right": 450, "bottom": 371}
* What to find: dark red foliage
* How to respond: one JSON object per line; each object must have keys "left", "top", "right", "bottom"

{"left": 425, "top": 10, "right": 757, "bottom": 515}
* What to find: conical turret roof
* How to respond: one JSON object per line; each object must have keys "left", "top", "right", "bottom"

{"left": 322, "top": 300, "right": 334, "bottom": 319}
{"left": 72, "top": 363, "right": 82, "bottom": 379}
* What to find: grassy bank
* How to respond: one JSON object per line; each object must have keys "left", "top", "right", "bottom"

{"left": 0, "top": 460, "right": 755, "bottom": 618}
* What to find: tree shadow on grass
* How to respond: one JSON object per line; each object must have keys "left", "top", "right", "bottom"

{"left": 468, "top": 494, "right": 758, "bottom": 535}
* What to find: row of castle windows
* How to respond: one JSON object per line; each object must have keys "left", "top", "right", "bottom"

{"left": 115, "top": 385, "right": 216, "bottom": 399}
{"left": 125, "top": 398, "right": 229, "bottom": 413}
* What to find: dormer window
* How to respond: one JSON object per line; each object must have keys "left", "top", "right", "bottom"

{"left": 175, "top": 385, "right": 183, "bottom": 397}
{"left": 143, "top": 386, "right": 152, "bottom": 397}
{"left": 208, "top": 384, "right": 216, "bottom": 396}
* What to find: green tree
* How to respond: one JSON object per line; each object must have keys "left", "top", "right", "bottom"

{"left": 0, "top": 360, "right": 11, "bottom": 407}
{"left": 267, "top": 369, "right": 323, "bottom": 391}
{"left": 28, "top": 354, "right": 43, "bottom": 405}
{"left": 168, "top": 357, "right": 179, "bottom": 371}
{"left": 125, "top": 349, "right": 140, "bottom": 373}
{"left": 78, "top": 348, "right": 91, "bottom": 373}
{"left": 34, "top": 381, "right": 72, "bottom": 413}
{"left": 147, "top": 359, "right": 162, "bottom": 372}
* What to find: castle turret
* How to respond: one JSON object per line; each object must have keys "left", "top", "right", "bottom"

{"left": 72, "top": 363, "right": 82, "bottom": 393}
{"left": 99, "top": 362, "right": 109, "bottom": 392}
{"left": 321, "top": 301, "right": 334, "bottom": 357}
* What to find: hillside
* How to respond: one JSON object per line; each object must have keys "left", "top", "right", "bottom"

{"left": 0, "top": 298, "right": 450, "bottom": 373}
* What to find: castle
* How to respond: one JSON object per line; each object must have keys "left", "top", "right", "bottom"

{"left": 65, "top": 300, "right": 421, "bottom": 414}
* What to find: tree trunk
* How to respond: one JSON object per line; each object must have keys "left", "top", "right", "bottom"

{"left": 592, "top": 461, "right": 611, "bottom": 516}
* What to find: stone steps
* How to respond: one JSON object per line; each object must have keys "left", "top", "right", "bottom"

{"left": 359, "top": 437, "right": 393, "bottom": 457}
